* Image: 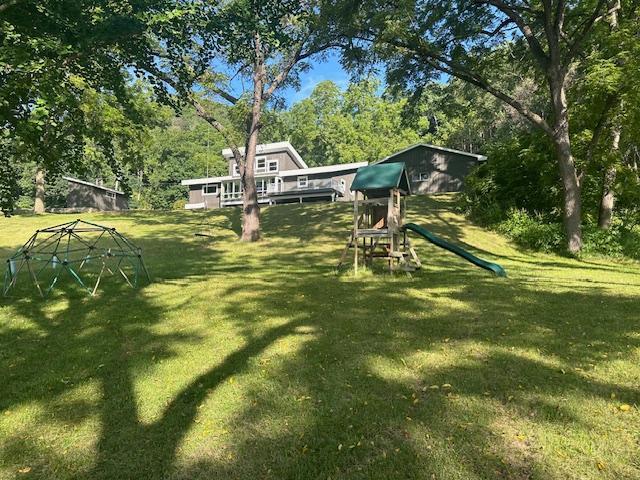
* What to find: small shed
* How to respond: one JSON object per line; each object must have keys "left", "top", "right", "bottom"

{"left": 376, "top": 143, "right": 486, "bottom": 194}
{"left": 63, "top": 177, "right": 128, "bottom": 211}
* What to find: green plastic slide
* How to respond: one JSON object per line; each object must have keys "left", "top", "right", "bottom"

{"left": 402, "top": 223, "right": 507, "bottom": 277}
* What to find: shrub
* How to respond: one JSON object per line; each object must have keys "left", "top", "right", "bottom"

{"left": 582, "top": 221, "right": 640, "bottom": 259}
{"left": 497, "top": 209, "right": 564, "bottom": 252}
{"left": 172, "top": 198, "right": 187, "bottom": 210}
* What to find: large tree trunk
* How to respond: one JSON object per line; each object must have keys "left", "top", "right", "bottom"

{"left": 34, "top": 167, "right": 45, "bottom": 214}
{"left": 241, "top": 112, "right": 262, "bottom": 241}
{"left": 240, "top": 36, "right": 264, "bottom": 242}
{"left": 550, "top": 72, "right": 583, "bottom": 254}
{"left": 598, "top": 125, "right": 620, "bottom": 229}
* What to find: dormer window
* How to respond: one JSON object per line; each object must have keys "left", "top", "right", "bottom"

{"left": 256, "top": 157, "right": 267, "bottom": 173}
{"left": 233, "top": 163, "right": 240, "bottom": 176}
{"left": 267, "top": 159, "right": 278, "bottom": 172}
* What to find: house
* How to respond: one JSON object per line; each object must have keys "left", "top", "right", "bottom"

{"left": 181, "top": 142, "right": 367, "bottom": 209}
{"left": 63, "top": 177, "right": 129, "bottom": 211}
{"left": 374, "top": 144, "right": 487, "bottom": 194}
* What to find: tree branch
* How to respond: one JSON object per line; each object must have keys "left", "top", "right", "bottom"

{"left": 586, "top": 93, "right": 617, "bottom": 165}
{"left": 262, "top": 40, "right": 343, "bottom": 102}
{"left": 0, "top": 0, "right": 21, "bottom": 13}
{"left": 378, "top": 35, "right": 554, "bottom": 136}
{"left": 210, "top": 86, "right": 239, "bottom": 105}
{"left": 140, "top": 64, "right": 243, "bottom": 162}
{"left": 477, "top": 0, "right": 550, "bottom": 68}
{"left": 566, "top": 0, "right": 609, "bottom": 59}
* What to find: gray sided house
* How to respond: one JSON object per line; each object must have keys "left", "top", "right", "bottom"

{"left": 182, "top": 142, "right": 367, "bottom": 209}
{"left": 375, "top": 144, "right": 486, "bottom": 194}
{"left": 63, "top": 177, "right": 129, "bottom": 211}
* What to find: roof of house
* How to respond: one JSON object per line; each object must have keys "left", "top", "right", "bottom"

{"left": 181, "top": 161, "right": 368, "bottom": 186}
{"left": 221, "top": 141, "right": 309, "bottom": 169}
{"left": 279, "top": 161, "right": 368, "bottom": 177}
{"left": 375, "top": 143, "right": 487, "bottom": 164}
{"left": 351, "top": 163, "right": 411, "bottom": 193}
{"left": 63, "top": 177, "right": 124, "bottom": 195}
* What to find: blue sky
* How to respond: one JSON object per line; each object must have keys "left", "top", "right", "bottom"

{"left": 281, "top": 51, "right": 350, "bottom": 105}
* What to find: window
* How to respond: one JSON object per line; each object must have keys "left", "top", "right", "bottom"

{"left": 203, "top": 184, "right": 218, "bottom": 195}
{"left": 297, "top": 176, "right": 308, "bottom": 188}
{"left": 105, "top": 191, "right": 116, "bottom": 200}
{"left": 233, "top": 163, "right": 240, "bottom": 176}
{"left": 418, "top": 172, "right": 431, "bottom": 181}
{"left": 256, "top": 156, "right": 267, "bottom": 173}
{"left": 267, "top": 159, "right": 279, "bottom": 172}
{"left": 340, "top": 179, "right": 346, "bottom": 191}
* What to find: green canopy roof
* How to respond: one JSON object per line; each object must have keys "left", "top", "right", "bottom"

{"left": 351, "top": 162, "right": 411, "bottom": 194}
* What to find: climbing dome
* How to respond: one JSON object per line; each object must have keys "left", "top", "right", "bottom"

{"left": 3, "top": 219, "right": 150, "bottom": 298}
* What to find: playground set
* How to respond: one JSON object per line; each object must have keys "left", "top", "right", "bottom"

{"left": 338, "top": 162, "right": 506, "bottom": 277}
{"left": 3, "top": 219, "right": 150, "bottom": 298}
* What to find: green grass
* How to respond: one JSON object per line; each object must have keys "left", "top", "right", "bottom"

{"left": 0, "top": 195, "right": 638, "bottom": 479}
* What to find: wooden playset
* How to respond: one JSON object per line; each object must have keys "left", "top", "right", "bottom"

{"left": 337, "top": 161, "right": 507, "bottom": 277}
{"left": 337, "top": 163, "right": 421, "bottom": 273}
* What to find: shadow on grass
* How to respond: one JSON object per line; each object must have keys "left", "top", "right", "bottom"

{"left": 0, "top": 205, "right": 639, "bottom": 479}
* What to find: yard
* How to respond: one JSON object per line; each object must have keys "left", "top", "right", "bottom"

{"left": 0, "top": 196, "right": 638, "bottom": 479}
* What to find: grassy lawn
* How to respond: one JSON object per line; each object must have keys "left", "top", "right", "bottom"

{"left": 0, "top": 196, "right": 638, "bottom": 479}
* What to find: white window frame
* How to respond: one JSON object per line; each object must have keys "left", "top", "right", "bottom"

{"left": 203, "top": 184, "right": 218, "bottom": 195}
{"left": 255, "top": 156, "right": 267, "bottom": 173}
{"left": 233, "top": 163, "right": 240, "bottom": 176}
{"left": 417, "top": 172, "right": 431, "bottom": 181}
{"left": 297, "top": 175, "right": 309, "bottom": 188}
{"left": 105, "top": 191, "right": 116, "bottom": 200}
{"left": 267, "top": 159, "right": 279, "bottom": 172}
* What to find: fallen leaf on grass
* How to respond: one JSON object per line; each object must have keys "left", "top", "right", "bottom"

{"left": 596, "top": 461, "right": 606, "bottom": 471}
{"left": 619, "top": 404, "right": 631, "bottom": 412}
{"left": 18, "top": 467, "right": 31, "bottom": 474}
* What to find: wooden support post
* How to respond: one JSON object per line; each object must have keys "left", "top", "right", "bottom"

{"left": 354, "top": 191, "right": 359, "bottom": 276}
{"left": 388, "top": 189, "right": 395, "bottom": 272}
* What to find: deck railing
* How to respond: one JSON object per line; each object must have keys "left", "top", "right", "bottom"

{"left": 220, "top": 178, "right": 345, "bottom": 203}
{"left": 295, "top": 178, "right": 345, "bottom": 193}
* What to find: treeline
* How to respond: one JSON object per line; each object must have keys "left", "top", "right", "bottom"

{"left": 7, "top": 77, "right": 485, "bottom": 210}
{"left": 2, "top": 0, "right": 639, "bottom": 253}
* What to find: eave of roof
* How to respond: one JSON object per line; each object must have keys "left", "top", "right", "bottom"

{"left": 279, "top": 161, "right": 368, "bottom": 177}
{"left": 221, "top": 141, "right": 309, "bottom": 169}
{"left": 181, "top": 161, "right": 368, "bottom": 186}
{"left": 63, "top": 177, "right": 124, "bottom": 195}
{"left": 375, "top": 143, "right": 487, "bottom": 164}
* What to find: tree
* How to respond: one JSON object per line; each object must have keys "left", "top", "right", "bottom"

{"left": 280, "top": 79, "right": 422, "bottom": 166}
{"left": 0, "top": 0, "right": 187, "bottom": 214}
{"left": 332, "top": 0, "right": 626, "bottom": 253}
{"left": 140, "top": 0, "right": 343, "bottom": 241}
{"left": 575, "top": 0, "right": 640, "bottom": 229}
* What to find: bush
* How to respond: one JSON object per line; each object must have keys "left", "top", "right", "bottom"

{"left": 172, "top": 198, "right": 187, "bottom": 210}
{"left": 582, "top": 221, "right": 640, "bottom": 259}
{"left": 497, "top": 209, "right": 564, "bottom": 252}
{"left": 495, "top": 210, "right": 640, "bottom": 259}
{"left": 459, "top": 131, "right": 563, "bottom": 226}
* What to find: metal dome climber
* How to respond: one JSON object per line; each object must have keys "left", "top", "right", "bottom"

{"left": 3, "top": 219, "right": 150, "bottom": 298}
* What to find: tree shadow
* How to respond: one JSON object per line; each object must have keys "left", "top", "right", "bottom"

{"left": 0, "top": 206, "right": 639, "bottom": 479}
